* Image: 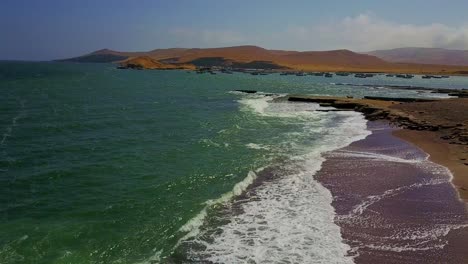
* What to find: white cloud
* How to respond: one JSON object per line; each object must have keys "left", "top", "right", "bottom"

{"left": 280, "top": 13, "right": 468, "bottom": 51}
{"left": 164, "top": 14, "right": 468, "bottom": 51}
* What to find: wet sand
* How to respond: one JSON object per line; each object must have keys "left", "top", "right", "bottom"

{"left": 391, "top": 99, "right": 468, "bottom": 200}
{"left": 393, "top": 129, "right": 468, "bottom": 201}
{"left": 316, "top": 121, "right": 468, "bottom": 263}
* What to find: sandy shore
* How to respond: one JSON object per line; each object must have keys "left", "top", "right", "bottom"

{"left": 393, "top": 130, "right": 468, "bottom": 200}
{"left": 316, "top": 122, "right": 468, "bottom": 263}
{"left": 390, "top": 99, "right": 468, "bottom": 200}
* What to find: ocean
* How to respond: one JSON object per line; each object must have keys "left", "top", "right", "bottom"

{"left": 0, "top": 62, "right": 467, "bottom": 263}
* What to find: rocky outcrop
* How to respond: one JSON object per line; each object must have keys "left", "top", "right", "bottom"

{"left": 285, "top": 95, "right": 468, "bottom": 146}
{"left": 235, "top": 90, "right": 258, "bottom": 94}
{"left": 362, "top": 96, "right": 436, "bottom": 103}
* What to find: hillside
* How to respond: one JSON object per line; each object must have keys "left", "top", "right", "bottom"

{"left": 60, "top": 46, "right": 392, "bottom": 69}
{"left": 367, "top": 47, "right": 468, "bottom": 66}
{"left": 118, "top": 56, "right": 194, "bottom": 70}
{"left": 61, "top": 45, "right": 468, "bottom": 74}
{"left": 279, "top": 49, "right": 389, "bottom": 67}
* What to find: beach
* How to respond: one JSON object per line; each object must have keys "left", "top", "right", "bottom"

{"left": 316, "top": 121, "right": 468, "bottom": 263}
{"left": 391, "top": 99, "right": 468, "bottom": 200}
{"left": 284, "top": 95, "right": 468, "bottom": 201}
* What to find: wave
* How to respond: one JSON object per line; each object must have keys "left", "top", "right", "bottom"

{"left": 245, "top": 143, "right": 270, "bottom": 150}
{"left": 160, "top": 93, "right": 372, "bottom": 263}
{"left": 140, "top": 92, "right": 371, "bottom": 263}
{"left": 139, "top": 170, "right": 262, "bottom": 264}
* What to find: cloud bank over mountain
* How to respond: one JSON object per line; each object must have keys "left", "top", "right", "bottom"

{"left": 166, "top": 14, "right": 468, "bottom": 52}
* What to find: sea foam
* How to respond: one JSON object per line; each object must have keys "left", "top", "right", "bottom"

{"left": 172, "top": 93, "right": 371, "bottom": 263}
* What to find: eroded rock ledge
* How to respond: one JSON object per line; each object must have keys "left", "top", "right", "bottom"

{"left": 285, "top": 95, "right": 468, "bottom": 146}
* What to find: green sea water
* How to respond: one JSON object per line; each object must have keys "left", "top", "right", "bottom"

{"left": 1, "top": 62, "right": 467, "bottom": 263}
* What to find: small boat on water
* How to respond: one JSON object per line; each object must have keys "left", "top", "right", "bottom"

{"left": 422, "top": 74, "right": 449, "bottom": 79}
{"left": 386, "top": 74, "right": 394, "bottom": 77}
{"left": 354, "top": 73, "right": 367, "bottom": 78}
{"left": 335, "top": 72, "right": 350, "bottom": 76}
{"left": 324, "top": 73, "right": 333, "bottom": 78}
{"left": 396, "top": 74, "right": 414, "bottom": 79}
{"left": 220, "top": 69, "right": 233, "bottom": 74}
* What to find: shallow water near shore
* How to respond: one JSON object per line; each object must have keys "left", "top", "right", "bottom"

{"left": 1, "top": 62, "right": 468, "bottom": 263}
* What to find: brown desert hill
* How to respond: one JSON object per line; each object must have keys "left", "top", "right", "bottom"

{"left": 140, "top": 46, "right": 388, "bottom": 67}
{"left": 279, "top": 49, "right": 390, "bottom": 67}
{"left": 118, "top": 56, "right": 194, "bottom": 70}
{"left": 110, "top": 46, "right": 394, "bottom": 69}
{"left": 62, "top": 45, "right": 468, "bottom": 74}
{"left": 90, "top": 48, "right": 139, "bottom": 57}
{"left": 367, "top": 47, "right": 468, "bottom": 66}
{"left": 145, "top": 48, "right": 190, "bottom": 60}
{"left": 171, "top": 45, "right": 278, "bottom": 62}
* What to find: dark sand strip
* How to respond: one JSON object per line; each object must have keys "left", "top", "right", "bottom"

{"left": 316, "top": 121, "right": 468, "bottom": 264}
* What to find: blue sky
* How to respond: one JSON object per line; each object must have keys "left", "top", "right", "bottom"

{"left": 2, "top": 0, "right": 468, "bottom": 60}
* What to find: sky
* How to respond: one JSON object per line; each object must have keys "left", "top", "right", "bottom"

{"left": 2, "top": 0, "right": 468, "bottom": 60}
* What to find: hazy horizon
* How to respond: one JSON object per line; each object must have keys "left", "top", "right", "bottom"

{"left": 2, "top": 0, "right": 468, "bottom": 60}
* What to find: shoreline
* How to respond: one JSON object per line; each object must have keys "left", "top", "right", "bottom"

{"left": 393, "top": 129, "right": 468, "bottom": 202}
{"left": 315, "top": 121, "right": 468, "bottom": 263}
{"left": 280, "top": 95, "right": 468, "bottom": 201}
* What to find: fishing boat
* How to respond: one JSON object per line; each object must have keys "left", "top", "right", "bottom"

{"left": 355, "top": 73, "right": 366, "bottom": 78}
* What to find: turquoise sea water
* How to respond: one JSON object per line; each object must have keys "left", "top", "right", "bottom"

{"left": 1, "top": 62, "right": 467, "bottom": 263}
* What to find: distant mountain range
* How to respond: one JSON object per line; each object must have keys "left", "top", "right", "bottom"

{"left": 366, "top": 47, "right": 468, "bottom": 66}
{"left": 60, "top": 46, "right": 468, "bottom": 74}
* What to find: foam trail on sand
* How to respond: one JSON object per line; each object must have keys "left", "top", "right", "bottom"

{"left": 344, "top": 178, "right": 446, "bottom": 218}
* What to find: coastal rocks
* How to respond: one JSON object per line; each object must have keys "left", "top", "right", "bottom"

{"left": 235, "top": 90, "right": 258, "bottom": 94}
{"left": 363, "top": 96, "right": 436, "bottom": 103}
{"left": 287, "top": 96, "right": 337, "bottom": 104}
{"left": 118, "top": 63, "right": 143, "bottom": 70}
{"left": 448, "top": 91, "right": 468, "bottom": 98}
{"left": 458, "top": 133, "right": 468, "bottom": 142}
{"left": 286, "top": 95, "right": 468, "bottom": 147}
